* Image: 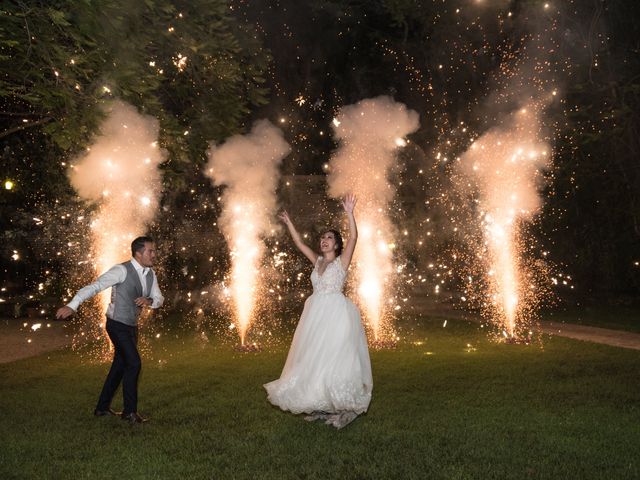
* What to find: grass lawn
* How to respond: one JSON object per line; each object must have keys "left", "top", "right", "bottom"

{"left": 1, "top": 316, "right": 639, "bottom": 480}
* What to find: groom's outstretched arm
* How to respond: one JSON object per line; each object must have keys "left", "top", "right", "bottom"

{"left": 55, "top": 264, "right": 126, "bottom": 319}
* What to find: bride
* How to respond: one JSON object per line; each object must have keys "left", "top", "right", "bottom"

{"left": 264, "top": 194, "right": 372, "bottom": 429}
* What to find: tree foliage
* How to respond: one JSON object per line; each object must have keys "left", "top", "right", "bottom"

{"left": 0, "top": 0, "right": 270, "bottom": 293}
{"left": 539, "top": 1, "right": 640, "bottom": 298}
{"left": 239, "top": 0, "right": 640, "bottom": 301}
{"left": 0, "top": 0, "right": 269, "bottom": 157}
{"left": 0, "top": 0, "right": 638, "bottom": 304}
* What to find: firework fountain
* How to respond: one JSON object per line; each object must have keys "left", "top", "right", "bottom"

{"left": 328, "top": 96, "right": 420, "bottom": 342}
{"left": 456, "top": 106, "right": 550, "bottom": 339}
{"left": 449, "top": 1, "right": 567, "bottom": 340}
{"left": 205, "top": 120, "right": 290, "bottom": 346}
{"left": 68, "top": 100, "right": 165, "bottom": 354}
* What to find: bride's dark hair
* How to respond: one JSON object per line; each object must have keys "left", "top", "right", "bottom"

{"left": 321, "top": 229, "right": 343, "bottom": 256}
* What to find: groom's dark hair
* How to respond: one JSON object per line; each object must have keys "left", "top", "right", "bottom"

{"left": 131, "top": 236, "right": 154, "bottom": 256}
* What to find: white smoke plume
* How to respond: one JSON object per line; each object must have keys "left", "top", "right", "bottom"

{"left": 459, "top": 110, "right": 550, "bottom": 219}
{"left": 69, "top": 99, "right": 165, "bottom": 300}
{"left": 450, "top": 2, "right": 566, "bottom": 338}
{"left": 205, "top": 119, "right": 290, "bottom": 344}
{"left": 456, "top": 107, "right": 550, "bottom": 337}
{"left": 328, "top": 96, "right": 420, "bottom": 340}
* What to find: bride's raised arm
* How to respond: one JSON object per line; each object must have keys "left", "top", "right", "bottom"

{"left": 278, "top": 211, "right": 319, "bottom": 265}
{"left": 340, "top": 194, "right": 358, "bottom": 271}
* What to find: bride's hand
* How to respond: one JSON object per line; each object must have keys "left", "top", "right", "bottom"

{"left": 342, "top": 194, "right": 357, "bottom": 214}
{"left": 278, "top": 211, "right": 291, "bottom": 225}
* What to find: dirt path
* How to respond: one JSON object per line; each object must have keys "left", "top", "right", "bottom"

{"left": 0, "top": 318, "right": 73, "bottom": 364}
{"left": 415, "top": 303, "right": 640, "bottom": 351}
{"left": 540, "top": 321, "right": 640, "bottom": 351}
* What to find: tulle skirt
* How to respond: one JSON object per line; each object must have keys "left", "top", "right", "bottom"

{"left": 264, "top": 292, "right": 373, "bottom": 414}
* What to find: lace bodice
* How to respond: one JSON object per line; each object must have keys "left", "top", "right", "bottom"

{"left": 310, "top": 256, "right": 347, "bottom": 295}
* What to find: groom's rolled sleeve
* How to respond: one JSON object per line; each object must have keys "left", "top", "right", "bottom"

{"left": 149, "top": 273, "right": 164, "bottom": 309}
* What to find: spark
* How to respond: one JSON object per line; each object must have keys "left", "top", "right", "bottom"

{"left": 328, "top": 97, "right": 419, "bottom": 342}
{"left": 68, "top": 101, "right": 165, "bottom": 360}
{"left": 205, "top": 120, "right": 290, "bottom": 345}
{"left": 456, "top": 106, "right": 551, "bottom": 339}
{"left": 173, "top": 54, "right": 188, "bottom": 72}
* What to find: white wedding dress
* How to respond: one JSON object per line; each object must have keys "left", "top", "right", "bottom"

{"left": 264, "top": 256, "right": 373, "bottom": 415}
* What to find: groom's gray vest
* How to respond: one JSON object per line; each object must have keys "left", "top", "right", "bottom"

{"left": 110, "top": 261, "right": 154, "bottom": 327}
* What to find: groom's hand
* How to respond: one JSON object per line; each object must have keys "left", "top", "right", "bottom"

{"left": 56, "top": 306, "right": 75, "bottom": 320}
{"left": 135, "top": 297, "right": 152, "bottom": 307}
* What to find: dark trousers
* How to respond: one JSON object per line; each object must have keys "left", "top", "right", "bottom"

{"left": 96, "top": 318, "right": 141, "bottom": 414}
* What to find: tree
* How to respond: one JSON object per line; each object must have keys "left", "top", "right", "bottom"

{"left": 0, "top": 0, "right": 270, "bottom": 295}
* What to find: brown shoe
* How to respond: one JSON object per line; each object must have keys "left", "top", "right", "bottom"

{"left": 121, "top": 412, "right": 148, "bottom": 424}
{"left": 94, "top": 408, "right": 119, "bottom": 417}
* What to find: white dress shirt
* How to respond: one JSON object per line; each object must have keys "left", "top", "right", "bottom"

{"left": 67, "top": 258, "right": 164, "bottom": 317}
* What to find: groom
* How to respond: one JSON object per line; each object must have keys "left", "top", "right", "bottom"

{"left": 56, "top": 236, "right": 164, "bottom": 424}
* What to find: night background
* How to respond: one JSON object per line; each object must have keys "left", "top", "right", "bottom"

{"left": 1, "top": 0, "right": 638, "bottom": 313}
{"left": 1, "top": 1, "right": 640, "bottom": 478}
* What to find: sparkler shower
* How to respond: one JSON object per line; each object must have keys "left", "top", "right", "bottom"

{"left": 205, "top": 120, "right": 291, "bottom": 345}
{"left": 447, "top": 2, "right": 568, "bottom": 340}
{"left": 456, "top": 107, "right": 550, "bottom": 339}
{"left": 68, "top": 100, "right": 165, "bottom": 351}
{"left": 328, "top": 96, "right": 420, "bottom": 341}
